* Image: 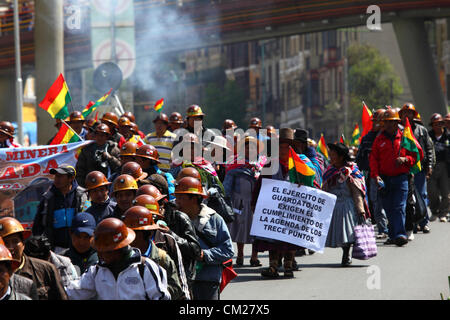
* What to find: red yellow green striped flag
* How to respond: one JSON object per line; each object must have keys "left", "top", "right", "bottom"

{"left": 351, "top": 124, "right": 361, "bottom": 146}
{"left": 39, "top": 74, "right": 71, "bottom": 119}
{"left": 50, "top": 121, "right": 81, "bottom": 145}
{"left": 316, "top": 134, "right": 329, "bottom": 160}
{"left": 82, "top": 88, "right": 112, "bottom": 118}
{"left": 400, "top": 117, "right": 423, "bottom": 174}
{"left": 288, "top": 147, "right": 315, "bottom": 187}
{"left": 361, "top": 101, "right": 373, "bottom": 139}
{"left": 153, "top": 98, "right": 164, "bottom": 112}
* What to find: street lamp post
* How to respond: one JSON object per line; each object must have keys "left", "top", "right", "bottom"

{"left": 13, "top": 0, "right": 23, "bottom": 145}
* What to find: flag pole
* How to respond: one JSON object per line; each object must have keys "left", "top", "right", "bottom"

{"left": 61, "top": 119, "right": 84, "bottom": 141}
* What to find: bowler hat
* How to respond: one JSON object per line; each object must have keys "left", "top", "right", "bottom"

{"left": 327, "top": 142, "right": 352, "bottom": 161}
{"left": 279, "top": 128, "right": 294, "bottom": 145}
{"left": 294, "top": 129, "right": 308, "bottom": 143}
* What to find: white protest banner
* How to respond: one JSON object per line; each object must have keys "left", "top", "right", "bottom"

{"left": 250, "top": 178, "right": 337, "bottom": 253}
{"left": 0, "top": 141, "right": 93, "bottom": 228}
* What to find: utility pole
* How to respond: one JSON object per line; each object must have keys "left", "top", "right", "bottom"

{"left": 13, "top": 0, "right": 23, "bottom": 145}
{"left": 35, "top": 0, "right": 64, "bottom": 145}
{"left": 261, "top": 42, "right": 266, "bottom": 126}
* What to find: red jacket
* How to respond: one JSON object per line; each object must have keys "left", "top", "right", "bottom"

{"left": 369, "top": 129, "right": 417, "bottom": 178}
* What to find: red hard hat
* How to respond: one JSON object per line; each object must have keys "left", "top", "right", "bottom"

{"left": 0, "top": 121, "right": 15, "bottom": 138}
{"left": 101, "top": 112, "right": 119, "bottom": 127}
{"left": 91, "top": 218, "right": 136, "bottom": 252}
{"left": 249, "top": 117, "right": 262, "bottom": 129}
{"left": 123, "top": 206, "right": 159, "bottom": 231}
{"left": 85, "top": 171, "right": 111, "bottom": 191}
{"left": 135, "top": 145, "right": 160, "bottom": 162}
{"left": 136, "top": 184, "right": 166, "bottom": 201}
{"left": 169, "top": 112, "right": 184, "bottom": 124}
{"left": 121, "top": 161, "right": 148, "bottom": 181}
{"left": 175, "top": 177, "right": 207, "bottom": 198}
{"left": 121, "top": 111, "right": 136, "bottom": 123}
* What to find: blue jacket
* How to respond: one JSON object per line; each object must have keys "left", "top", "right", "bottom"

{"left": 85, "top": 198, "right": 117, "bottom": 225}
{"left": 192, "top": 204, "right": 234, "bottom": 283}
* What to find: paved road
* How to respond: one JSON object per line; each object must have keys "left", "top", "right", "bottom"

{"left": 221, "top": 219, "right": 450, "bottom": 300}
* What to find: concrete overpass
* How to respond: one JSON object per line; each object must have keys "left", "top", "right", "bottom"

{"left": 1, "top": 0, "right": 450, "bottom": 143}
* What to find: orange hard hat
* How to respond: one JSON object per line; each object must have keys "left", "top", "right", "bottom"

{"left": 372, "top": 109, "right": 385, "bottom": 122}
{"left": 133, "top": 195, "right": 161, "bottom": 217}
{"left": 135, "top": 145, "right": 160, "bottom": 162}
{"left": 91, "top": 218, "right": 135, "bottom": 252}
{"left": 85, "top": 171, "right": 111, "bottom": 191}
{"left": 0, "top": 236, "right": 4, "bottom": 246}
{"left": 249, "top": 117, "right": 262, "bottom": 129}
{"left": 429, "top": 113, "right": 444, "bottom": 126}
{"left": 0, "top": 217, "right": 25, "bottom": 238}
{"left": 112, "top": 174, "right": 138, "bottom": 194}
{"left": 153, "top": 113, "right": 169, "bottom": 124}
{"left": 174, "top": 177, "right": 207, "bottom": 198}
{"left": 383, "top": 109, "right": 401, "bottom": 121}
{"left": 95, "top": 123, "right": 111, "bottom": 135}
{"left": 123, "top": 206, "right": 159, "bottom": 231}
{"left": 121, "top": 111, "right": 136, "bottom": 123}
{"left": 118, "top": 116, "right": 132, "bottom": 127}
{"left": 120, "top": 141, "right": 138, "bottom": 157}
{"left": 68, "top": 111, "right": 84, "bottom": 123}
{"left": 0, "top": 121, "right": 15, "bottom": 138}
{"left": 136, "top": 184, "right": 166, "bottom": 201}
{"left": 186, "top": 105, "right": 205, "bottom": 117}
{"left": 121, "top": 161, "right": 148, "bottom": 181}
{"left": 0, "top": 244, "right": 20, "bottom": 271}
{"left": 129, "top": 122, "right": 139, "bottom": 135}
{"left": 176, "top": 167, "right": 201, "bottom": 182}
{"left": 223, "top": 119, "right": 237, "bottom": 130}
{"left": 84, "top": 118, "right": 98, "bottom": 129}
{"left": 169, "top": 112, "right": 184, "bottom": 124}
{"left": 101, "top": 112, "right": 119, "bottom": 127}
{"left": 399, "top": 103, "right": 418, "bottom": 117}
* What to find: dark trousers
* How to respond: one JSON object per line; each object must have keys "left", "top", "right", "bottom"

{"left": 192, "top": 281, "right": 220, "bottom": 300}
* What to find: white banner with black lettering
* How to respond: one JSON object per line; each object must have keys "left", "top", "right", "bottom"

{"left": 250, "top": 178, "right": 337, "bottom": 253}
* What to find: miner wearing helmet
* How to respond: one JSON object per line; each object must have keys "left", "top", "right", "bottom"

{"left": 75, "top": 123, "right": 121, "bottom": 188}
{"left": 67, "top": 111, "right": 87, "bottom": 139}
{"left": 369, "top": 109, "right": 421, "bottom": 247}
{"left": 427, "top": 113, "right": 450, "bottom": 223}
{"left": 355, "top": 108, "right": 389, "bottom": 239}
{"left": 100, "top": 112, "right": 126, "bottom": 145}
{"left": 399, "top": 103, "right": 435, "bottom": 234}
{"left": 144, "top": 113, "right": 177, "bottom": 172}
{"left": 124, "top": 205, "right": 189, "bottom": 300}
{"left": 111, "top": 174, "right": 138, "bottom": 220}
{"left": 137, "top": 183, "right": 201, "bottom": 294}
{"left": 0, "top": 121, "right": 20, "bottom": 148}
{"left": 121, "top": 111, "right": 146, "bottom": 139}
{"left": 0, "top": 244, "right": 31, "bottom": 300}
{"left": 65, "top": 217, "right": 171, "bottom": 300}
{"left": 84, "top": 171, "right": 117, "bottom": 224}
{"left": 1, "top": 217, "right": 68, "bottom": 300}
{"left": 168, "top": 112, "right": 184, "bottom": 133}
{"left": 32, "top": 165, "right": 88, "bottom": 252}
{"left": 174, "top": 177, "right": 234, "bottom": 300}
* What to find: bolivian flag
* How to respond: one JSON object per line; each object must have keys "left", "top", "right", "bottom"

{"left": 288, "top": 147, "right": 315, "bottom": 187}
{"left": 351, "top": 124, "right": 361, "bottom": 146}
{"left": 316, "top": 134, "right": 329, "bottom": 160}
{"left": 82, "top": 88, "right": 112, "bottom": 118}
{"left": 39, "top": 74, "right": 71, "bottom": 119}
{"left": 50, "top": 121, "right": 81, "bottom": 145}
{"left": 400, "top": 118, "right": 423, "bottom": 174}
{"left": 153, "top": 98, "right": 164, "bottom": 112}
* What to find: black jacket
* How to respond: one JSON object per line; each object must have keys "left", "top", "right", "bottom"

{"left": 163, "top": 201, "right": 201, "bottom": 282}
{"left": 75, "top": 140, "right": 121, "bottom": 188}
{"left": 355, "top": 130, "right": 379, "bottom": 172}
{"left": 428, "top": 128, "right": 450, "bottom": 164}
{"left": 32, "top": 180, "right": 88, "bottom": 250}
{"left": 61, "top": 246, "right": 98, "bottom": 276}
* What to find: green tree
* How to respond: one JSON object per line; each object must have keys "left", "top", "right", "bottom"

{"left": 347, "top": 43, "right": 403, "bottom": 129}
{"left": 201, "top": 80, "right": 247, "bottom": 129}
